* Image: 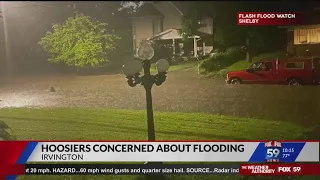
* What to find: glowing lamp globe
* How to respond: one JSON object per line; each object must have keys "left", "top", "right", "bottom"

{"left": 122, "top": 60, "right": 143, "bottom": 77}
{"left": 137, "top": 41, "right": 154, "bottom": 60}
{"left": 156, "top": 59, "right": 170, "bottom": 73}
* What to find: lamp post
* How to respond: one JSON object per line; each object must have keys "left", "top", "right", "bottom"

{"left": 0, "top": 1, "right": 12, "bottom": 76}
{"left": 122, "top": 41, "right": 169, "bottom": 142}
{"left": 0, "top": 2, "right": 56, "bottom": 77}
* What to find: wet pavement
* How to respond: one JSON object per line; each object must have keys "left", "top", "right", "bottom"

{"left": 0, "top": 72, "right": 319, "bottom": 127}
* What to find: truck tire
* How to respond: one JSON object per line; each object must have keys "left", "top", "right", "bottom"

{"left": 288, "top": 78, "right": 300, "bottom": 86}
{"left": 230, "top": 78, "right": 242, "bottom": 84}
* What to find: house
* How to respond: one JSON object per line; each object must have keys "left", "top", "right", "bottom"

{"left": 285, "top": 8, "right": 320, "bottom": 56}
{"left": 130, "top": 1, "right": 214, "bottom": 58}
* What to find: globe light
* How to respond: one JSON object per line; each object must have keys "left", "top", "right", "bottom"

{"left": 122, "top": 60, "right": 142, "bottom": 77}
{"left": 137, "top": 41, "right": 154, "bottom": 60}
{"left": 156, "top": 59, "right": 170, "bottom": 73}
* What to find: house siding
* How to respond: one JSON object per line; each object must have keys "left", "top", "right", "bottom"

{"left": 163, "top": 17, "right": 181, "bottom": 30}
{"left": 132, "top": 17, "right": 155, "bottom": 51}
{"left": 293, "top": 44, "right": 320, "bottom": 56}
{"left": 131, "top": 2, "right": 214, "bottom": 56}
{"left": 152, "top": 2, "right": 182, "bottom": 30}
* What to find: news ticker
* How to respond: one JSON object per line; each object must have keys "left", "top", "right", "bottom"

{"left": 238, "top": 12, "right": 304, "bottom": 25}
{"left": 3, "top": 164, "right": 320, "bottom": 176}
{"left": 0, "top": 141, "right": 319, "bottom": 163}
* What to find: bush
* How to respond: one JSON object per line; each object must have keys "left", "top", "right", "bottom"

{"left": 199, "top": 46, "right": 245, "bottom": 72}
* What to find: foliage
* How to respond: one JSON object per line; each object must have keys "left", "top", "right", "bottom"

{"left": 119, "top": 1, "right": 144, "bottom": 12}
{"left": 180, "top": 14, "right": 202, "bottom": 41}
{"left": 0, "top": 120, "right": 16, "bottom": 140}
{"left": 199, "top": 46, "right": 245, "bottom": 72}
{"left": 38, "top": 13, "right": 120, "bottom": 68}
{"left": 179, "top": 2, "right": 205, "bottom": 41}
{"left": 213, "top": 25, "right": 240, "bottom": 50}
{"left": 179, "top": 2, "right": 286, "bottom": 54}
{"left": 151, "top": 42, "right": 173, "bottom": 63}
{"left": 70, "top": 2, "right": 135, "bottom": 66}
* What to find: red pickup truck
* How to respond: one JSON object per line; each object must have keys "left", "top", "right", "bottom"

{"left": 226, "top": 57, "right": 320, "bottom": 85}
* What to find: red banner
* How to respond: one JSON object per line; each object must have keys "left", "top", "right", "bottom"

{"left": 240, "top": 164, "right": 320, "bottom": 175}
{"left": 0, "top": 164, "right": 24, "bottom": 177}
{"left": 238, "top": 12, "right": 304, "bottom": 26}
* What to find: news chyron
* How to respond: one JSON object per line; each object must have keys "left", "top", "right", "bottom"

{"left": 238, "top": 12, "right": 302, "bottom": 26}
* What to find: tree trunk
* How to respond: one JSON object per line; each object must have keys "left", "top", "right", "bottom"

{"left": 246, "top": 37, "right": 252, "bottom": 62}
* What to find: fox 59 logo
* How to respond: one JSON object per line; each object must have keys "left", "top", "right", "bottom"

{"left": 265, "top": 148, "right": 281, "bottom": 162}
{"left": 265, "top": 141, "right": 282, "bottom": 162}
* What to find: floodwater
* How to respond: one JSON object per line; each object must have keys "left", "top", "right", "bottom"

{"left": 0, "top": 72, "right": 319, "bottom": 127}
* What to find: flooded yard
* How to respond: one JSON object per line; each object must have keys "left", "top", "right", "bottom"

{"left": 0, "top": 72, "right": 319, "bottom": 127}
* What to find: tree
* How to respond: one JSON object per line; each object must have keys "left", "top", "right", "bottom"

{"left": 38, "top": 13, "right": 120, "bottom": 67}
{"left": 180, "top": 2, "right": 288, "bottom": 62}
{"left": 180, "top": 6, "right": 202, "bottom": 41}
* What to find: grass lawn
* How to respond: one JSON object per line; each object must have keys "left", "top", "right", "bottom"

{"left": 151, "top": 61, "right": 198, "bottom": 73}
{"left": 0, "top": 108, "right": 313, "bottom": 180}
{"left": 206, "top": 52, "right": 286, "bottom": 78}
{"left": 152, "top": 52, "right": 286, "bottom": 79}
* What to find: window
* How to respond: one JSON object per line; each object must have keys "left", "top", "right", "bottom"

{"left": 264, "top": 62, "right": 273, "bottom": 71}
{"left": 294, "top": 28, "right": 320, "bottom": 44}
{"left": 132, "top": 23, "right": 136, "bottom": 50}
{"left": 285, "top": 62, "right": 304, "bottom": 69}
{"left": 160, "top": 19, "right": 163, "bottom": 33}
{"left": 317, "top": 29, "right": 320, "bottom": 43}
{"left": 248, "top": 62, "right": 263, "bottom": 71}
{"left": 152, "top": 19, "right": 163, "bottom": 35}
{"left": 298, "top": 29, "right": 307, "bottom": 44}
{"left": 309, "top": 29, "right": 318, "bottom": 43}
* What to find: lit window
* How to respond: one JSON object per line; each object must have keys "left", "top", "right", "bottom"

{"left": 308, "top": 29, "right": 318, "bottom": 43}
{"left": 294, "top": 28, "right": 320, "bottom": 44}
{"left": 299, "top": 29, "right": 307, "bottom": 44}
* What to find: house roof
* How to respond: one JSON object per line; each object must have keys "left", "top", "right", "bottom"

{"left": 148, "top": 28, "right": 201, "bottom": 40}
{"left": 131, "top": 1, "right": 187, "bottom": 19}
{"left": 168, "top": 1, "right": 187, "bottom": 15}
{"left": 130, "top": 3, "right": 164, "bottom": 18}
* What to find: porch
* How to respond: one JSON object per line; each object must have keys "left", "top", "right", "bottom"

{"left": 147, "top": 28, "right": 213, "bottom": 58}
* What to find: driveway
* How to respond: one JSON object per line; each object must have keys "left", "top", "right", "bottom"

{"left": 1, "top": 71, "right": 319, "bottom": 127}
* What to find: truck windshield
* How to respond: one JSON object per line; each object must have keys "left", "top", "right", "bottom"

{"left": 248, "top": 62, "right": 263, "bottom": 71}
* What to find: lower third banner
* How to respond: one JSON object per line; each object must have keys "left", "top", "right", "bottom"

{"left": 0, "top": 141, "right": 319, "bottom": 163}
